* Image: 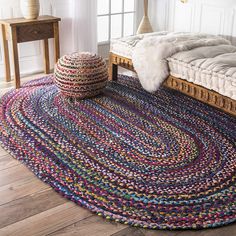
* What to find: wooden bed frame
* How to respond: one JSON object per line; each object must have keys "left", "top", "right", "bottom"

{"left": 109, "top": 52, "right": 236, "bottom": 116}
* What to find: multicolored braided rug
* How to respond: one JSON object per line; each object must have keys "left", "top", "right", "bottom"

{"left": 0, "top": 75, "right": 235, "bottom": 230}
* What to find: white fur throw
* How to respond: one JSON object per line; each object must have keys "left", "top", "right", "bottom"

{"left": 132, "top": 32, "right": 231, "bottom": 92}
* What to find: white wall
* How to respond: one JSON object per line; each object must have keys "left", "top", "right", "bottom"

{"left": 0, "top": 0, "right": 74, "bottom": 81}
{"left": 149, "top": 0, "right": 169, "bottom": 31}
{"left": 149, "top": 0, "right": 236, "bottom": 45}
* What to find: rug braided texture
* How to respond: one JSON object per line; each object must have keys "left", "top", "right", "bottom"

{"left": 0, "top": 75, "right": 235, "bottom": 230}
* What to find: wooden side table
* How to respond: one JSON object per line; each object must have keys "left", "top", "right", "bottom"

{"left": 0, "top": 15, "right": 61, "bottom": 88}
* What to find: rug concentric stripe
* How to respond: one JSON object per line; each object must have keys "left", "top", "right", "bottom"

{"left": 0, "top": 75, "right": 235, "bottom": 230}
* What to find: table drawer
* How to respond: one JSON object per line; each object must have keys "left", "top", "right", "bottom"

{"left": 17, "top": 23, "right": 54, "bottom": 43}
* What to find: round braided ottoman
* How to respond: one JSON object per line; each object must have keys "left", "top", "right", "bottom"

{"left": 54, "top": 52, "right": 108, "bottom": 99}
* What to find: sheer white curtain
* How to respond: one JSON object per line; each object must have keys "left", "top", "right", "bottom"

{"left": 72, "top": 0, "right": 97, "bottom": 53}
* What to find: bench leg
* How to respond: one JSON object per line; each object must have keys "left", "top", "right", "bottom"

{"left": 109, "top": 63, "right": 118, "bottom": 81}
{"left": 109, "top": 53, "right": 118, "bottom": 81}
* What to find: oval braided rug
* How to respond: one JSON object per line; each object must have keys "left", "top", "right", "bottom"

{"left": 0, "top": 75, "right": 235, "bottom": 230}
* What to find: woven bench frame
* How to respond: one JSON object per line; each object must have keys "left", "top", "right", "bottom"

{"left": 109, "top": 52, "right": 236, "bottom": 116}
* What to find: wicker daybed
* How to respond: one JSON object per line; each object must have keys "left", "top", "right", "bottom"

{"left": 109, "top": 34, "right": 236, "bottom": 116}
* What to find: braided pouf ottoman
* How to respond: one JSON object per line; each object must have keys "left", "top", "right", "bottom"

{"left": 54, "top": 52, "right": 108, "bottom": 99}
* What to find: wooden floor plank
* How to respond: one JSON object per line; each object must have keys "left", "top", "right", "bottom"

{"left": 140, "top": 223, "right": 236, "bottom": 236}
{"left": 111, "top": 227, "right": 145, "bottom": 236}
{"left": 174, "top": 223, "right": 236, "bottom": 236}
{"left": 0, "top": 203, "right": 92, "bottom": 236}
{"left": 0, "top": 155, "right": 21, "bottom": 171}
{"left": 0, "top": 146, "right": 9, "bottom": 157}
{"left": 141, "top": 228, "right": 178, "bottom": 236}
{"left": 0, "top": 176, "right": 50, "bottom": 206}
{"left": 0, "top": 188, "right": 67, "bottom": 228}
{"left": 0, "top": 164, "right": 35, "bottom": 187}
{"left": 200, "top": 224, "right": 236, "bottom": 236}
{"left": 47, "top": 215, "right": 128, "bottom": 236}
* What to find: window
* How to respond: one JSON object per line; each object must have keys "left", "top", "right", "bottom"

{"left": 97, "top": 0, "right": 136, "bottom": 43}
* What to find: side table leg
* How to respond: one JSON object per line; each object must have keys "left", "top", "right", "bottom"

{"left": 11, "top": 26, "right": 20, "bottom": 89}
{"left": 1, "top": 24, "right": 11, "bottom": 82}
{"left": 53, "top": 22, "right": 60, "bottom": 64}
{"left": 43, "top": 39, "right": 50, "bottom": 74}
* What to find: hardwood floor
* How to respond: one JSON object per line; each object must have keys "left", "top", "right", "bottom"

{"left": 0, "top": 73, "right": 235, "bottom": 236}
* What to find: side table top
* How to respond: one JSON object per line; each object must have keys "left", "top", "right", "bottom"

{"left": 0, "top": 15, "right": 61, "bottom": 26}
